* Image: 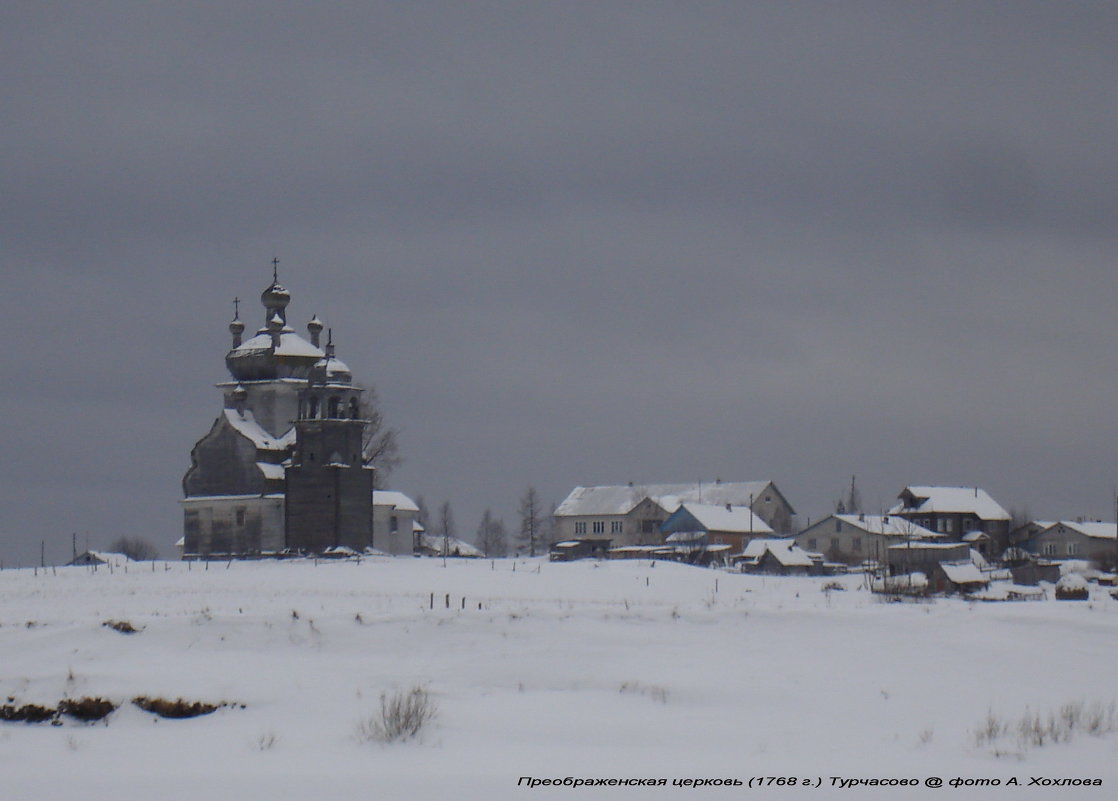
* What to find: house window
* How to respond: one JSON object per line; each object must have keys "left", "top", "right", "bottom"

{"left": 235, "top": 508, "right": 246, "bottom": 527}
{"left": 945, "top": 517, "right": 954, "bottom": 533}
{"left": 592, "top": 521, "right": 605, "bottom": 534}
{"left": 610, "top": 520, "right": 623, "bottom": 534}
{"left": 574, "top": 522, "right": 587, "bottom": 535}
{"left": 852, "top": 537, "right": 861, "bottom": 551}
{"left": 641, "top": 520, "right": 657, "bottom": 534}
{"left": 834, "top": 520, "right": 842, "bottom": 533}
{"left": 1042, "top": 543, "right": 1057, "bottom": 556}
{"left": 830, "top": 538, "right": 839, "bottom": 550}
{"left": 807, "top": 538, "right": 817, "bottom": 550}
{"left": 1067, "top": 542, "right": 1080, "bottom": 556}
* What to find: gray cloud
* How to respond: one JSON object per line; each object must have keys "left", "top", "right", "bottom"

{"left": 3, "top": 2, "right": 1118, "bottom": 564}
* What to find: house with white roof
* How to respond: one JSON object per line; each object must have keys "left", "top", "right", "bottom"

{"left": 889, "top": 485, "right": 1011, "bottom": 556}
{"left": 553, "top": 480, "right": 795, "bottom": 548}
{"left": 373, "top": 490, "right": 422, "bottom": 556}
{"left": 794, "top": 514, "right": 941, "bottom": 566}
{"left": 1024, "top": 520, "right": 1117, "bottom": 568}
{"left": 736, "top": 538, "right": 818, "bottom": 575}
{"left": 660, "top": 503, "right": 773, "bottom": 556}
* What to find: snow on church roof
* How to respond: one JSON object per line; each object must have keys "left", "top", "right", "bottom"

{"left": 556, "top": 482, "right": 777, "bottom": 517}
{"left": 256, "top": 462, "right": 285, "bottom": 481}
{"left": 890, "top": 486, "right": 1010, "bottom": 521}
{"left": 233, "top": 331, "right": 325, "bottom": 359}
{"left": 223, "top": 408, "right": 296, "bottom": 451}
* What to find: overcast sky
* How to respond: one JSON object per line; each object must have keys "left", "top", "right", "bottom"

{"left": 3, "top": 1, "right": 1118, "bottom": 565}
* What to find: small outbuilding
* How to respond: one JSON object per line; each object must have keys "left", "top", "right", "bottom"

{"left": 549, "top": 539, "right": 612, "bottom": 562}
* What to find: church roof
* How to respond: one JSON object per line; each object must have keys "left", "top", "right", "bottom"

{"left": 223, "top": 408, "right": 296, "bottom": 452}
{"left": 232, "top": 331, "right": 325, "bottom": 359}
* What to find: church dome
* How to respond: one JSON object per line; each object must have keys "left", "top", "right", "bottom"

{"left": 261, "top": 280, "right": 291, "bottom": 311}
{"left": 225, "top": 277, "right": 324, "bottom": 382}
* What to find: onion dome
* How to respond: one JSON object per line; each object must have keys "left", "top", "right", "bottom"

{"left": 229, "top": 316, "right": 245, "bottom": 347}
{"left": 225, "top": 277, "right": 325, "bottom": 382}
{"left": 261, "top": 280, "right": 291, "bottom": 312}
{"left": 307, "top": 315, "right": 324, "bottom": 347}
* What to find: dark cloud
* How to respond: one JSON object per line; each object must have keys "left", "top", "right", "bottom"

{"left": 3, "top": 2, "right": 1118, "bottom": 564}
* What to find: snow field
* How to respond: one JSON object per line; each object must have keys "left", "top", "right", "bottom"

{"left": 1, "top": 557, "right": 1117, "bottom": 800}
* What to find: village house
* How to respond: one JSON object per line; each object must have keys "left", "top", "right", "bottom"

{"left": 553, "top": 481, "right": 795, "bottom": 548}
{"left": 372, "top": 490, "right": 422, "bottom": 556}
{"left": 889, "top": 485, "right": 1011, "bottom": 556}
{"left": 794, "top": 514, "right": 941, "bottom": 565}
{"left": 660, "top": 503, "right": 773, "bottom": 555}
{"left": 735, "top": 538, "right": 818, "bottom": 575}
{"left": 1024, "top": 521, "right": 1117, "bottom": 568}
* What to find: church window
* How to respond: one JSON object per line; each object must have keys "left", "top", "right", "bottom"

{"left": 307, "top": 396, "right": 319, "bottom": 419}
{"left": 391, "top": 515, "right": 399, "bottom": 533}
{"left": 328, "top": 396, "right": 340, "bottom": 418}
{"left": 349, "top": 398, "right": 359, "bottom": 419}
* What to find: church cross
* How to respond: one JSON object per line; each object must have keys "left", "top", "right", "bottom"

{"left": 233, "top": 296, "right": 240, "bottom": 319}
{"left": 272, "top": 257, "right": 280, "bottom": 282}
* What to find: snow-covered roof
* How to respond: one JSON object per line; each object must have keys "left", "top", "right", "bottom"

{"left": 1050, "top": 521, "right": 1117, "bottom": 540}
{"left": 256, "top": 462, "right": 285, "bottom": 481}
{"left": 890, "top": 486, "right": 1010, "bottom": 521}
{"left": 673, "top": 503, "right": 773, "bottom": 534}
{"left": 223, "top": 408, "right": 296, "bottom": 451}
{"left": 372, "top": 490, "right": 420, "bottom": 513}
{"left": 416, "top": 534, "right": 482, "bottom": 558}
{"left": 939, "top": 561, "right": 987, "bottom": 586}
{"left": 741, "top": 538, "right": 813, "bottom": 567}
{"left": 832, "top": 514, "right": 940, "bottom": 538}
{"left": 555, "top": 482, "right": 777, "bottom": 517}
{"left": 69, "top": 551, "right": 133, "bottom": 567}
{"left": 232, "top": 331, "right": 325, "bottom": 359}
{"left": 664, "top": 530, "right": 706, "bottom": 544}
{"left": 887, "top": 541, "right": 968, "bottom": 551}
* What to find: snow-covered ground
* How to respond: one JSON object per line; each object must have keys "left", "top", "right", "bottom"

{"left": 1, "top": 557, "right": 1116, "bottom": 800}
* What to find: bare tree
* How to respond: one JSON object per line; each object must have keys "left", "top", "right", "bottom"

{"left": 414, "top": 495, "right": 430, "bottom": 531}
{"left": 108, "top": 536, "right": 158, "bottom": 561}
{"left": 438, "top": 501, "right": 456, "bottom": 557}
{"left": 517, "top": 486, "right": 544, "bottom": 557}
{"left": 475, "top": 508, "right": 508, "bottom": 558}
{"left": 358, "top": 386, "right": 401, "bottom": 488}
{"left": 846, "top": 475, "right": 862, "bottom": 515}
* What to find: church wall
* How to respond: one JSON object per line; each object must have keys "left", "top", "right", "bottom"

{"left": 181, "top": 496, "right": 284, "bottom": 558}
{"left": 373, "top": 504, "right": 418, "bottom": 555}
{"left": 285, "top": 465, "right": 374, "bottom": 552}
{"left": 234, "top": 381, "right": 300, "bottom": 438}
{"left": 183, "top": 419, "right": 265, "bottom": 497}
